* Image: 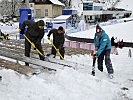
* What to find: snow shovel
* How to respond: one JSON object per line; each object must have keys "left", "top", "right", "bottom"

{"left": 23, "top": 34, "right": 50, "bottom": 62}
{"left": 48, "top": 39, "right": 64, "bottom": 60}
{"left": 17, "top": 27, "right": 49, "bottom": 61}
{"left": 91, "top": 56, "right": 96, "bottom": 76}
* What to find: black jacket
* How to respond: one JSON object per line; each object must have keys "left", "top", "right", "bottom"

{"left": 47, "top": 28, "right": 65, "bottom": 49}
{"left": 21, "top": 20, "right": 45, "bottom": 44}
{"left": 0, "top": 30, "right": 4, "bottom": 36}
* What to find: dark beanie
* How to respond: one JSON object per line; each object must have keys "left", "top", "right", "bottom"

{"left": 58, "top": 26, "right": 64, "bottom": 31}
{"left": 38, "top": 20, "right": 45, "bottom": 26}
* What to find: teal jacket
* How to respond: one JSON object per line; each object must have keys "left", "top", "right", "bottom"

{"left": 94, "top": 30, "right": 111, "bottom": 56}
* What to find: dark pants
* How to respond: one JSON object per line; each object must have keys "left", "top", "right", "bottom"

{"left": 51, "top": 44, "right": 65, "bottom": 60}
{"left": 97, "top": 49, "right": 114, "bottom": 74}
{"left": 25, "top": 39, "right": 44, "bottom": 66}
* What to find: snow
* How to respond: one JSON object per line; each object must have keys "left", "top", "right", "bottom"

{"left": 77, "top": 19, "right": 86, "bottom": 31}
{"left": 49, "top": 0, "right": 65, "bottom": 6}
{"left": 0, "top": 0, "right": 133, "bottom": 100}
{"left": 68, "top": 20, "right": 133, "bottom": 42}
{"left": 1, "top": 23, "right": 133, "bottom": 99}
{"left": 71, "top": 0, "right": 83, "bottom": 16}
{"left": 0, "top": 47, "right": 133, "bottom": 100}
{"left": 54, "top": 15, "right": 71, "bottom": 20}
{"left": 116, "top": 0, "right": 133, "bottom": 11}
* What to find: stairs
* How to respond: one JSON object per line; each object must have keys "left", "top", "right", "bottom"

{"left": 0, "top": 39, "right": 87, "bottom": 71}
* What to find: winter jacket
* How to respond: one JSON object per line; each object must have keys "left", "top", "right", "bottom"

{"left": 21, "top": 20, "right": 45, "bottom": 44}
{"left": 0, "top": 30, "right": 6, "bottom": 39}
{"left": 0, "top": 30, "right": 4, "bottom": 36}
{"left": 94, "top": 30, "right": 111, "bottom": 56}
{"left": 47, "top": 28, "right": 65, "bottom": 49}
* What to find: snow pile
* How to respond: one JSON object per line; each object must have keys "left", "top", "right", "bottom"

{"left": 0, "top": 68, "right": 119, "bottom": 100}
{"left": 0, "top": 47, "right": 133, "bottom": 100}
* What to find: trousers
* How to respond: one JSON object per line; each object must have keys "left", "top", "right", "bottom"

{"left": 97, "top": 49, "right": 114, "bottom": 74}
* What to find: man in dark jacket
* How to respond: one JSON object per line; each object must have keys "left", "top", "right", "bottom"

{"left": 111, "top": 36, "right": 115, "bottom": 46}
{"left": 0, "top": 29, "right": 9, "bottom": 40}
{"left": 20, "top": 20, "right": 45, "bottom": 66}
{"left": 47, "top": 26, "right": 65, "bottom": 60}
{"left": 0, "top": 29, "right": 4, "bottom": 39}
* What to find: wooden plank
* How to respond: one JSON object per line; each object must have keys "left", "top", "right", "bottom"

{"left": 0, "top": 50, "right": 63, "bottom": 70}
{"left": 0, "top": 46, "right": 79, "bottom": 68}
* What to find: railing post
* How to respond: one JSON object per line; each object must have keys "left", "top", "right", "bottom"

{"left": 128, "top": 49, "right": 132, "bottom": 57}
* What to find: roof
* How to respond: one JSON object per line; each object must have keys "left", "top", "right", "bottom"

{"left": 54, "top": 15, "right": 71, "bottom": 20}
{"left": 49, "top": 0, "right": 65, "bottom": 6}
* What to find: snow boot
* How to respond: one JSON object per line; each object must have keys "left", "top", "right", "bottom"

{"left": 25, "top": 62, "right": 29, "bottom": 66}
{"left": 46, "top": 53, "right": 51, "bottom": 56}
{"left": 108, "top": 74, "right": 114, "bottom": 79}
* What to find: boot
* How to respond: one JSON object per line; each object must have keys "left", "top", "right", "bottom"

{"left": 25, "top": 62, "right": 29, "bottom": 66}
{"left": 108, "top": 73, "right": 114, "bottom": 79}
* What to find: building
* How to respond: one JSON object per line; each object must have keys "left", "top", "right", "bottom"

{"left": 29, "top": 0, "right": 65, "bottom": 18}
{"left": 82, "top": 0, "right": 132, "bottom": 24}
{"left": 68, "top": 0, "right": 132, "bottom": 24}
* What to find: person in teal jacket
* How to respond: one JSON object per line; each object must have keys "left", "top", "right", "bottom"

{"left": 94, "top": 24, "right": 114, "bottom": 78}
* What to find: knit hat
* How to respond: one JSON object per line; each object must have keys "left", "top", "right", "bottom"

{"left": 58, "top": 26, "right": 64, "bottom": 31}
{"left": 38, "top": 20, "right": 45, "bottom": 26}
{"left": 96, "top": 24, "right": 102, "bottom": 33}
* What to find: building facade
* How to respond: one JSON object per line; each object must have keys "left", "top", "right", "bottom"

{"left": 29, "top": 0, "right": 64, "bottom": 18}
{"left": 82, "top": 0, "right": 132, "bottom": 24}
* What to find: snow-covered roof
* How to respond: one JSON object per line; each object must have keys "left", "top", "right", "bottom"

{"left": 49, "top": 0, "right": 65, "bottom": 6}
{"left": 54, "top": 15, "right": 71, "bottom": 20}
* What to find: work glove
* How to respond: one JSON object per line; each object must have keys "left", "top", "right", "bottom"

{"left": 93, "top": 54, "right": 97, "bottom": 58}
{"left": 93, "top": 50, "right": 98, "bottom": 58}
{"left": 20, "top": 29, "right": 24, "bottom": 35}
{"left": 93, "top": 54, "right": 98, "bottom": 59}
{"left": 95, "top": 47, "right": 98, "bottom": 51}
{"left": 47, "top": 36, "right": 50, "bottom": 40}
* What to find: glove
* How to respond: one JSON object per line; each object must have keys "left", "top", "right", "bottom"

{"left": 95, "top": 47, "right": 98, "bottom": 51}
{"left": 48, "top": 36, "right": 50, "bottom": 40}
{"left": 20, "top": 29, "right": 24, "bottom": 35}
{"left": 93, "top": 54, "right": 98, "bottom": 58}
{"left": 93, "top": 50, "right": 98, "bottom": 57}
{"left": 4, "top": 34, "right": 9, "bottom": 40}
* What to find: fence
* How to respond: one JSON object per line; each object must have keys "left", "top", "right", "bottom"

{"left": 64, "top": 41, "right": 95, "bottom": 50}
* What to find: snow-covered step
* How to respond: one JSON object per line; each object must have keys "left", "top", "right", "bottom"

{"left": 0, "top": 49, "right": 63, "bottom": 70}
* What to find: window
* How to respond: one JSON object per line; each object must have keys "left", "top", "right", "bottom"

{"left": 94, "top": 6, "right": 102, "bottom": 11}
{"left": 30, "top": 4, "right": 33, "bottom": 7}
{"left": 83, "top": 3, "right": 93, "bottom": 10}
{"left": 36, "top": 9, "right": 41, "bottom": 18}
{"left": 45, "top": 9, "right": 48, "bottom": 17}
{"left": 35, "top": 0, "right": 40, "bottom": 2}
